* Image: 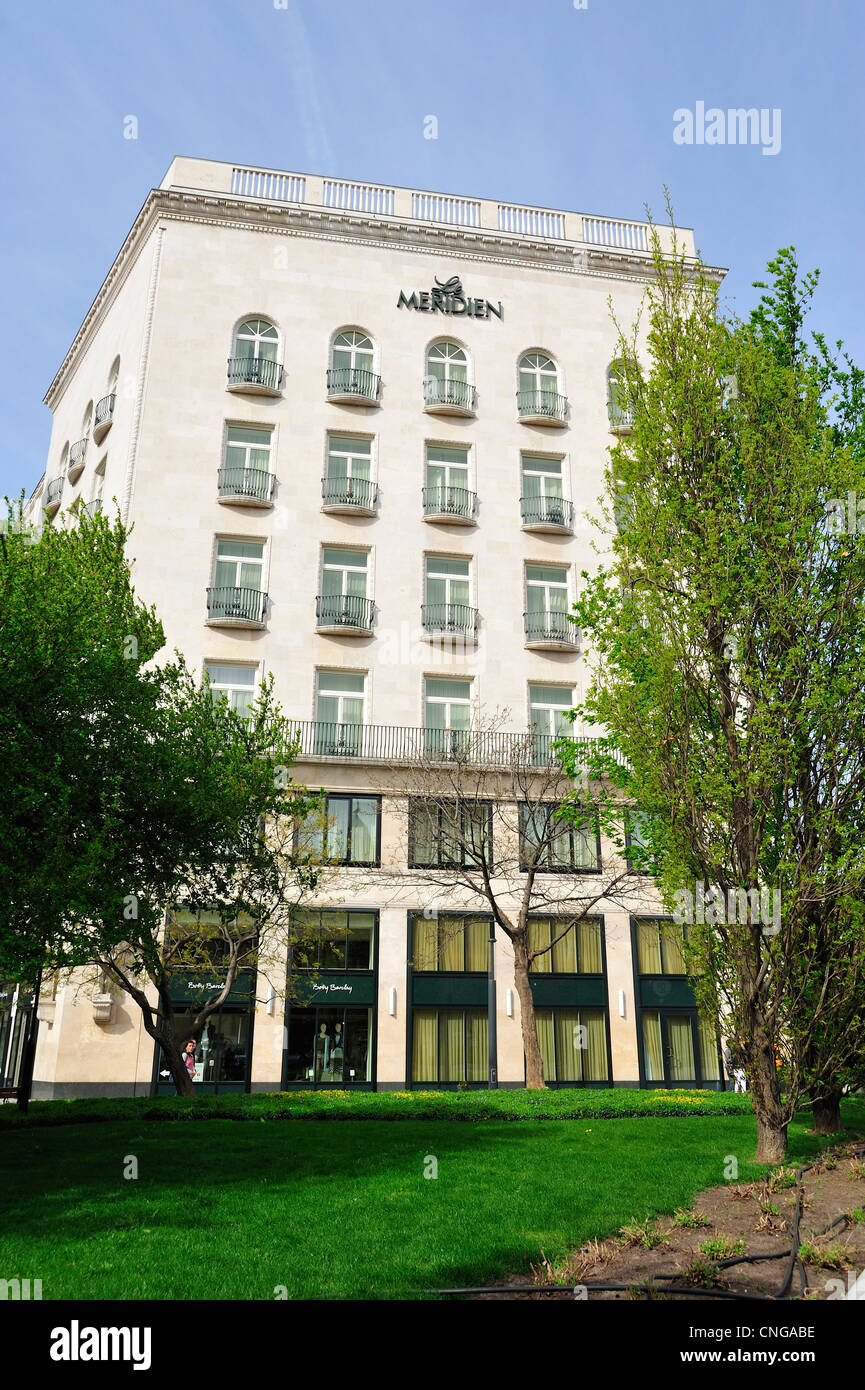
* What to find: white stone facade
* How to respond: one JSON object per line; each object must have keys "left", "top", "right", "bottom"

{"left": 17, "top": 159, "right": 727, "bottom": 1096}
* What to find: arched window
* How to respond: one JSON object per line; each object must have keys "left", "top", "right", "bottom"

{"left": 517, "top": 352, "right": 566, "bottom": 422}
{"left": 228, "top": 319, "right": 283, "bottom": 392}
{"left": 327, "top": 330, "right": 380, "bottom": 402}
{"left": 424, "top": 341, "right": 475, "bottom": 414}
{"left": 81, "top": 402, "right": 93, "bottom": 436}
{"left": 607, "top": 360, "right": 635, "bottom": 430}
{"left": 108, "top": 357, "right": 120, "bottom": 394}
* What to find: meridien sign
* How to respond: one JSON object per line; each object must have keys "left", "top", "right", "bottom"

{"left": 397, "top": 275, "right": 503, "bottom": 320}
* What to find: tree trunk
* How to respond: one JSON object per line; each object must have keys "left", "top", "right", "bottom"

{"left": 747, "top": 1022, "right": 788, "bottom": 1162}
{"left": 810, "top": 1083, "right": 843, "bottom": 1135}
{"left": 160, "top": 1032, "right": 195, "bottom": 1098}
{"left": 512, "top": 932, "right": 546, "bottom": 1089}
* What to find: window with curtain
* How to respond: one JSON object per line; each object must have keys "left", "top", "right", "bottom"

{"left": 213, "top": 538, "right": 265, "bottom": 593}
{"left": 290, "top": 910, "right": 375, "bottom": 972}
{"left": 408, "top": 800, "right": 491, "bottom": 868}
{"left": 299, "top": 794, "right": 379, "bottom": 866}
{"left": 527, "top": 917, "right": 603, "bottom": 974}
{"left": 204, "top": 663, "right": 257, "bottom": 719}
{"left": 635, "top": 919, "right": 687, "bottom": 974}
{"left": 519, "top": 803, "right": 599, "bottom": 872}
{"left": 535, "top": 1008, "right": 608, "bottom": 1082}
{"left": 528, "top": 684, "right": 575, "bottom": 762}
{"left": 411, "top": 1008, "right": 488, "bottom": 1083}
{"left": 640, "top": 1010, "right": 716, "bottom": 1084}
{"left": 412, "top": 914, "right": 488, "bottom": 972}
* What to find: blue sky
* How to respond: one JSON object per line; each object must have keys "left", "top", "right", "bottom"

{"left": 2, "top": 0, "right": 863, "bottom": 498}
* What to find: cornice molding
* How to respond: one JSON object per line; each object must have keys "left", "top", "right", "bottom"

{"left": 44, "top": 186, "right": 726, "bottom": 409}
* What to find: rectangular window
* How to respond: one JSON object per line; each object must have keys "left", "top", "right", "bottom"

{"left": 412, "top": 1008, "right": 488, "bottom": 1083}
{"left": 299, "top": 794, "right": 380, "bottom": 866}
{"left": 285, "top": 1006, "right": 372, "bottom": 1083}
{"left": 536, "top": 1008, "right": 608, "bottom": 1082}
{"left": 223, "top": 426, "right": 273, "bottom": 500}
{"left": 519, "top": 803, "right": 599, "bottom": 872}
{"left": 291, "top": 909, "right": 375, "bottom": 972}
{"left": 528, "top": 684, "right": 574, "bottom": 760}
{"left": 327, "top": 435, "right": 372, "bottom": 482}
{"left": 321, "top": 548, "right": 368, "bottom": 599}
{"left": 525, "top": 564, "right": 572, "bottom": 643}
{"left": 412, "top": 914, "right": 488, "bottom": 971}
{"left": 636, "top": 919, "right": 687, "bottom": 975}
{"left": 527, "top": 917, "right": 603, "bottom": 974}
{"left": 409, "top": 800, "right": 491, "bottom": 868}
{"left": 641, "top": 1009, "right": 719, "bottom": 1084}
{"left": 204, "top": 663, "right": 257, "bottom": 719}
{"left": 424, "top": 445, "right": 472, "bottom": 518}
{"left": 315, "top": 670, "right": 365, "bottom": 755}
{"left": 213, "top": 538, "right": 265, "bottom": 592}
{"left": 423, "top": 676, "right": 472, "bottom": 756}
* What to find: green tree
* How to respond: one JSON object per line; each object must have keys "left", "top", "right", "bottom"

{"left": 0, "top": 507, "right": 322, "bottom": 1096}
{"left": 561, "top": 230, "right": 865, "bottom": 1161}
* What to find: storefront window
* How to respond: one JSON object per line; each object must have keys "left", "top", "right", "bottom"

{"left": 285, "top": 1006, "right": 372, "bottom": 1083}
{"left": 535, "top": 1008, "right": 608, "bottom": 1082}
{"left": 412, "top": 1008, "right": 488, "bottom": 1083}
{"left": 157, "top": 1007, "right": 251, "bottom": 1086}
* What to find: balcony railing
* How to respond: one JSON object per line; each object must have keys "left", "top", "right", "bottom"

{"left": 421, "top": 602, "right": 479, "bottom": 637}
{"left": 608, "top": 398, "right": 635, "bottom": 430}
{"left": 285, "top": 719, "right": 623, "bottom": 767}
{"left": 315, "top": 593, "right": 375, "bottom": 632}
{"left": 518, "top": 389, "right": 569, "bottom": 424}
{"left": 81, "top": 498, "right": 102, "bottom": 518}
{"left": 44, "top": 477, "right": 64, "bottom": 510}
{"left": 524, "top": 610, "right": 577, "bottom": 647}
{"left": 326, "top": 366, "right": 381, "bottom": 402}
{"left": 206, "top": 586, "right": 268, "bottom": 626}
{"left": 217, "top": 466, "right": 275, "bottom": 504}
{"left": 423, "top": 377, "right": 477, "bottom": 413}
{"left": 226, "top": 356, "right": 284, "bottom": 393}
{"left": 68, "top": 439, "right": 88, "bottom": 478}
{"left": 520, "top": 495, "right": 574, "bottom": 530}
{"left": 422, "top": 485, "right": 477, "bottom": 522}
{"left": 321, "top": 474, "right": 377, "bottom": 512}
{"left": 94, "top": 394, "right": 115, "bottom": 440}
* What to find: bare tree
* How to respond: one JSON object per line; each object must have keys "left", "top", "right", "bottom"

{"left": 375, "top": 718, "right": 646, "bottom": 1088}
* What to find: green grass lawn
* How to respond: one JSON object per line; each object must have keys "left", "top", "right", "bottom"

{"left": 1, "top": 1102, "right": 860, "bottom": 1299}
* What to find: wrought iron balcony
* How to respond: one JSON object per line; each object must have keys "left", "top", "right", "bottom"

{"left": 520, "top": 495, "right": 574, "bottom": 532}
{"left": 423, "top": 377, "right": 477, "bottom": 415}
{"left": 421, "top": 602, "right": 479, "bottom": 638}
{"left": 326, "top": 366, "right": 381, "bottom": 403}
{"left": 608, "top": 398, "right": 635, "bottom": 432}
{"left": 217, "top": 466, "right": 275, "bottom": 506}
{"left": 44, "top": 477, "right": 64, "bottom": 513}
{"left": 285, "top": 719, "right": 623, "bottom": 767}
{"left": 422, "top": 485, "right": 477, "bottom": 524}
{"left": 517, "top": 389, "right": 569, "bottom": 425}
{"left": 206, "top": 585, "right": 268, "bottom": 627}
{"left": 315, "top": 593, "right": 375, "bottom": 633}
{"left": 68, "top": 439, "right": 87, "bottom": 482}
{"left": 93, "top": 393, "right": 115, "bottom": 442}
{"left": 81, "top": 498, "right": 103, "bottom": 518}
{"left": 524, "top": 609, "right": 578, "bottom": 649}
{"left": 226, "top": 356, "right": 284, "bottom": 394}
{"left": 321, "top": 474, "right": 378, "bottom": 514}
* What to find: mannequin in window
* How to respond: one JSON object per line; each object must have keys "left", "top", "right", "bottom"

{"left": 314, "top": 1023, "right": 330, "bottom": 1082}
{"left": 329, "top": 1022, "right": 344, "bottom": 1081}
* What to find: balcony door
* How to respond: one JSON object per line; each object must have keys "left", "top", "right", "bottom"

{"left": 315, "top": 671, "right": 365, "bottom": 755}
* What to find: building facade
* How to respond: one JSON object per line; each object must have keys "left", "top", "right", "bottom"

{"left": 17, "top": 158, "right": 727, "bottom": 1097}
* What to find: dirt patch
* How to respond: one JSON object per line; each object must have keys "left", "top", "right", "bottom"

{"left": 470, "top": 1142, "right": 865, "bottom": 1301}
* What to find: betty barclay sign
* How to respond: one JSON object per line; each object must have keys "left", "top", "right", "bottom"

{"left": 398, "top": 274, "right": 503, "bottom": 321}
